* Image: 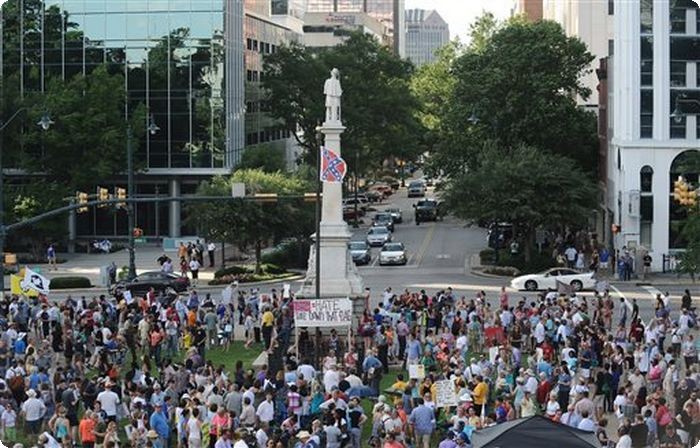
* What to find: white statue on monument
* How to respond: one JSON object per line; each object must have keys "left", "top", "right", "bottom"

{"left": 324, "top": 68, "right": 342, "bottom": 123}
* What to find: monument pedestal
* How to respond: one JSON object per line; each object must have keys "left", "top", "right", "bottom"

{"left": 299, "top": 118, "right": 364, "bottom": 298}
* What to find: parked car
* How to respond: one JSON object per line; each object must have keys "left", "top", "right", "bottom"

{"left": 487, "top": 222, "right": 513, "bottom": 249}
{"left": 369, "top": 183, "right": 393, "bottom": 198}
{"left": 407, "top": 180, "right": 426, "bottom": 197}
{"left": 343, "top": 197, "right": 369, "bottom": 211}
{"left": 381, "top": 177, "right": 401, "bottom": 190}
{"left": 379, "top": 242, "right": 407, "bottom": 266}
{"left": 413, "top": 199, "right": 443, "bottom": 224}
{"left": 385, "top": 208, "right": 403, "bottom": 224}
{"left": 361, "top": 189, "right": 383, "bottom": 203}
{"left": 510, "top": 268, "right": 596, "bottom": 292}
{"left": 111, "top": 271, "right": 190, "bottom": 297}
{"left": 348, "top": 241, "right": 371, "bottom": 265}
{"left": 372, "top": 212, "right": 395, "bottom": 232}
{"left": 366, "top": 226, "right": 392, "bottom": 247}
{"left": 343, "top": 206, "right": 363, "bottom": 221}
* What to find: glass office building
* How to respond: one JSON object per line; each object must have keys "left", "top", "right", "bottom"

{"left": 1, "top": 0, "right": 246, "bottom": 238}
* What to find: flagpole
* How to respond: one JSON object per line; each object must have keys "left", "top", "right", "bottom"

{"left": 315, "top": 142, "right": 322, "bottom": 302}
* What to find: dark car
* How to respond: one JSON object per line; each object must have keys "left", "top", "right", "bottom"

{"left": 111, "top": 271, "right": 190, "bottom": 297}
{"left": 373, "top": 212, "right": 395, "bottom": 232}
{"left": 348, "top": 241, "right": 371, "bottom": 265}
{"left": 414, "top": 199, "right": 443, "bottom": 225}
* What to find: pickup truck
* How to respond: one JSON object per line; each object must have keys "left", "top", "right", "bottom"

{"left": 413, "top": 199, "right": 443, "bottom": 225}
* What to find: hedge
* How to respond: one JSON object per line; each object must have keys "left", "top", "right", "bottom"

{"left": 214, "top": 265, "right": 249, "bottom": 279}
{"left": 50, "top": 276, "right": 92, "bottom": 289}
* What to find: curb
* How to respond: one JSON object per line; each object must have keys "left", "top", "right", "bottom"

{"left": 19, "top": 274, "right": 307, "bottom": 296}
{"left": 469, "top": 269, "right": 514, "bottom": 280}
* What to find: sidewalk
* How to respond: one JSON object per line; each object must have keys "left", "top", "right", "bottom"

{"left": 3, "top": 244, "right": 245, "bottom": 290}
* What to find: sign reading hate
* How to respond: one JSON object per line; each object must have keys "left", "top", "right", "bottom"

{"left": 293, "top": 298, "right": 353, "bottom": 327}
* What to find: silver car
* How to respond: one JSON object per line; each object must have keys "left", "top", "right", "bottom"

{"left": 366, "top": 226, "right": 392, "bottom": 247}
{"left": 348, "top": 241, "right": 371, "bottom": 265}
{"left": 379, "top": 242, "right": 407, "bottom": 266}
{"left": 385, "top": 208, "right": 403, "bottom": 224}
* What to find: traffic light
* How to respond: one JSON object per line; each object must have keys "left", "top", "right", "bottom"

{"left": 97, "top": 186, "right": 110, "bottom": 207}
{"left": 674, "top": 178, "right": 684, "bottom": 203}
{"left": 76, "top": 191, "right": 89, "bottom": 213}
{"left": 115, "top": 187, "right": 127, "bottom": 209}
{"left": 688, "top": 189, "right": 698, "bottom": 207}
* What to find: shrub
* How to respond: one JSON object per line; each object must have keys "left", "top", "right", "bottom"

{"left": 214, "top": 265, "right": 250, "bottom": 279}
{"left": 483, "top": 266, "right": 520, "bottom": 277}
{"left": 261, "top": 240, "right": 309, "bottom": 270}
{"left": 261, "top": 263, "right": 285, "bottom": 275}
{"left": 50, "top": 276, "right": 92, "bottom": 289}
{"left": 479, "top": 248, "right": 496, "bottom": 265}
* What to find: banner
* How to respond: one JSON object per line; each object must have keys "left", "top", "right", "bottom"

{"left": 293, "top": 298, "right": 352, "bottom": 327}
{"left": 320, "top": 147, "right": 347, "bottom": 183}
{"left": 10, "top": 275, "right": 39, "bottom": 297}
{"left": 435, "top": 380, "right": 458, "bottom": 408}
{"left": 20, "top": 267, "right": 50, "bottom": 296}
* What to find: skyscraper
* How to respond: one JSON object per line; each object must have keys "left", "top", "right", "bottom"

{"left": 405, "top": 9, "right": 449, "bottom": 67}
{"left": 306, "top": 0, "right": 405, "bottom": 55}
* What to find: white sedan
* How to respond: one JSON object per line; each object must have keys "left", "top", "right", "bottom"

{"left": 510, "top": 268, "right": 596, "bottom": 292}
{"left": 379, "top": 242, "right": 407, "bottom": 266}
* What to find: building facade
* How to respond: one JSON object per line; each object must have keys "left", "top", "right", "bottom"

{"left": 306, "top": 0, "right": 405, "bottom": 56}
{"left": 608, "top": 0, "right": 700, "bottom": 271}
{"left": 1, "top": 0, "right": 302, "bottom": 241}
{"left": 404, "top": 9, "right": 449, "bottom": 67}
{"left": 302, "top": 11, "right": 387, "bottom": 48}
{"left": 542, "top": 0, "right": 614, "bottom": 110}
{"left": 511, "top": 0, "right": 543, "bottom": 21}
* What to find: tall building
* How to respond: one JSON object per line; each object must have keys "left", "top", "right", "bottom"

{"left": 541, "top": 0, "right": 614, "bottom": 110}
{"left": 606, "top": 0, "right": 700, "bottom": 270}
{"left": 404, "top": 9, "right": 449, "bottom": 67}
{"left": 511, "top": 0, "right": 543, "bottom": 21}
{"left": 306, "top": 0, "right": 405, "bottom": 56}
{"left": 0, "top": 0, "right": 301, "bottom": 241}
{"left": 303, "top": 11, "right": 388, "bottom": 49}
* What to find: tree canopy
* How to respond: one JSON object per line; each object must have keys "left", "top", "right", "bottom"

{"left": 186, "top": 169, "right": 314, "bottom": 273}
{"left": 442, "top": 144, "right": 597, "bottom": 260}
{"left": 429, "top": 17, "right": 598, "bottom": 176}
{"left": 263, "top": 32, "right": 425, "bottom": 173}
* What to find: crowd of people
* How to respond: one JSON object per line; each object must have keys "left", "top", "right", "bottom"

{"left": 0, "top": 275, "right": 697, "bottom": 448}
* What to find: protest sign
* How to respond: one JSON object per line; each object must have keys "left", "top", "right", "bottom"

{"left": 435, "top": 380, "right": 458, "bottom": 408}
{"left": 408, "top": 364, "right": 425, "bottom": 380}
{"left": 293, "top": 298, "right": 352, "bottom": 327}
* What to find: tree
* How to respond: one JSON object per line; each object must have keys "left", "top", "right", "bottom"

{"left": 442, "top": 144, "right": 597, "bottom": 263}
{"left": 239, "top": 144, "right": 287, "bottom": 172}
{"left": 677, "top": 207, "right": 700, "bottom": 282}
{"left": 186, "top": 170, "right": 314, "bottom": 273}
{"left": 433, "top": 17, "right": 598, "bottom": 176}
{"left": 263, "top": 33, "right": 425, "bottom": 173}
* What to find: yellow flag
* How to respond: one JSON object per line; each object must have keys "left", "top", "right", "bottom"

{"left": 11, "top": 274, "right": 39, "bottom": 297}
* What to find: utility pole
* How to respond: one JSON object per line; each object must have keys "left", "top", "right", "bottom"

{"left": 127, "top": 126, "right": 136, "bottom": 280}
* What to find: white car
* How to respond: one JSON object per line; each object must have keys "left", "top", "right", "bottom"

{"left": 510, "top": 268, "right": 596, "bottom": 292}
{"left": 366, "top": 226, "right": 392, "bottom": 247}
{"left": 379, "top": 242, "right": 407, "bottom": 266}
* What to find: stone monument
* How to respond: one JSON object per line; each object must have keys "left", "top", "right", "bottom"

{"left": 300, "top": 68, "right": 364, "bottom": 297}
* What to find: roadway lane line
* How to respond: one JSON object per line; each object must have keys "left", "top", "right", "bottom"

{"left": 412, "top": 222, "right": 436, "bottom": 267}
{"left": 641, "top": 285, "right": 663, "bottom": 300}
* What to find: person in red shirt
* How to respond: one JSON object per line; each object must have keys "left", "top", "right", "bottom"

{"left": 536, "top": 373, "right": 552, "bottom": 405}
{"left": 79, "top": 411, "right": 97, "bottom": 447}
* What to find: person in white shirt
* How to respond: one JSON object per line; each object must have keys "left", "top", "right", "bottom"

{"left": 189, "top": 259, "right": 201, "bottom": 285}
{"left": 297, "top": 363, "right": 316, "bottom": 382}
{"left": 577, "top": 410, "right": 596, "bottom": 432}
{"left": 534, "top": 320, "right": 546, "bottom": 346}
{"left": 96, "top": 381, "right": 121, "bottom": 422}
{"left": 21, "top": 389, "right": 46, "bottom": 434}
{"left": 615, "top": 426, "right": 632, "bottom": 448}
{"left": 207, "top": 242, "right": 217, "bottom": 268}
{"left": 564, "top": 246, "right": 578, "bottom": 268}
{"left": 323, "top": 366, "right": 340, "bottom": 393}
{"left": 255, "top": 393, "right": 274, "bottom": 426}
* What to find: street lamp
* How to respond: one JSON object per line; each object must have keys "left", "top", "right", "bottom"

{"left": 0, "top": 109, "right": 54, "bottom": 293}
{"left": 126, "top": 114, "right": 160, "bottom": 281}
{"left": 671, "top": 95, "right": 700, "bottom": 124}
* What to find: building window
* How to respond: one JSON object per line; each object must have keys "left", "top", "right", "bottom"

{"left": 608, "top": 39, "right": 614, "bottom": 56}
{"left": 608, "top": 0, "right": 614, "bottom": 15}
{"left": 641, "top": 37, "right": 653, "bottom": 86}
{"left": 671, "top": 6, "right": 687, "bottom": 34}
{"left": 641, "top": 89, "right": 653, "bottom": 138}
{"left": 670, "top": 150, "right": 700, "bottom": 248}
{"left": 671, "top": 61, "right": 687, "bottom": 87}
{"left": 641, "top": 0, "right": 653, "bottom": 34}
{"left": 640, "top": 166, "right": 654, "bottom": 192}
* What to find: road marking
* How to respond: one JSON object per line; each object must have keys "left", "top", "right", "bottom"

{"left": 371, "top": 255, "right": 379, "bottom": 267}
{"left": 436, "top": 254, "right": 451, "bottom": 259}
{"left": 610, "top": 284, "right": 647, "bottom": 326}
{"left": 641, "top": 285, "right": 663, "bottom": 300}
{"left": 413, "top": 222, "right": 436, "bottom": 267}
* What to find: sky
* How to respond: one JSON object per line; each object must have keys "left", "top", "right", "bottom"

{"left": 405, "top": 0, "right": 514, "bottom": 42}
